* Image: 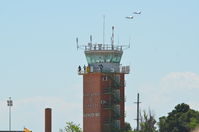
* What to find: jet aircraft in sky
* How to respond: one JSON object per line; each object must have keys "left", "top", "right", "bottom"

{"left": 133, "top": 11, "right": 141, "bottom": 14}
{"left": 125, "top": 16, "right": 134, "bottom": 19}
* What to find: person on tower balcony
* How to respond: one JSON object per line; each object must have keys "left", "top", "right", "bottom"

{"left": 78, "top": 65, "right": 81, "bottom": 73}
{"left": 98, "top": 64, "right": 103, "bottom": 72}
{"left": 83, "top": 65, "right": 86, "bottom": 73}
{"left": 87, "top": 64, "right": 90, "bottom": 73}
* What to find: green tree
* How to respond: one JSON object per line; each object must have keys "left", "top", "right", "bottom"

{"left": 124, "top": 122, "right": 133, "bottom": 132}
{"left": 158, "top": 103, "right": 199, "bottom": 132}
{"left": 158, "top": 116, "right": 167, "bottom": 132}
{"left": 60, "top": 122, "right": 82, "bottom": 132}
{"left": 139, "top": 110, "right": 157, "bottom": 132}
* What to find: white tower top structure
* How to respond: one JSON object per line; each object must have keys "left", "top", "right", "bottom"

{"left": 77, "top": 26, "right": 130, "bottom": 74}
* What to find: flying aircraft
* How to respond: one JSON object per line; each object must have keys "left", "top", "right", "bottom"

{"left": 133, "top": 11, "right": 141, "bottom": 14}
{"left": 125, "top": 16, "right": 134, "bottom": 19}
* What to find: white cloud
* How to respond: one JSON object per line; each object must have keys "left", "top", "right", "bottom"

{"left": 138, "top": 72, "right": 199, "bottom": 119}
{"left": 14, "top": 97, "right": 80, "bottom": 111}
{"left": 1, "top": 72, "right": 199, "bottom": 131}
{"left": 161, "top": 72, "right": 199, "bottom": 91}
{"left": 0, "top": 96, "right": 82, "bottom": 132}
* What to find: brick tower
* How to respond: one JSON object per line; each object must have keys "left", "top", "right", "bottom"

{"left": 78, "top": 26, "right": 130, "bottom": 132}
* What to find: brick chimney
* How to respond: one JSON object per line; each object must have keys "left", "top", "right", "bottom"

{"left": 45, "top": 108, "right": 52, "bottom": 132}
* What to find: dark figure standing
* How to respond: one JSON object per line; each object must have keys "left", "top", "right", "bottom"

{"left": 78, "top": 65, "right": 81, "bottom": 72}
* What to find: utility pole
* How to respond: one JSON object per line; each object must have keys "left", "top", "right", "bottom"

{"left": 7, "top": 97, "right": 13, "bottom": 131}
{"left": 134, "top": 93, "right": 141, "bottom": 131}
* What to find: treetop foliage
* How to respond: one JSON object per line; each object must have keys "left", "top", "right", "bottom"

{"left": 60, "top": 103, "right": 199, "bottom": 132}
{"left": 60, "top": 122, "right": 82, "bottom": 132}
{"left": 159, "top": 103, "right": 199, "bottom": 132}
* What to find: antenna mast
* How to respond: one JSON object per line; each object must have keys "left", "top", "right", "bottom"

{"left": 90, "top": 35, "right": 92, "bottom": 44}
{"left": 111, "top": 26, "right": 114, "bottom": 49}
{"left": 129, "top": 37, "right": 131, "bottom": 48}
{"left": 103, "top": 15, "right": 105, "bottom": 45}
{"left": 76, "top": 37, "right": 79, "bottom": 50}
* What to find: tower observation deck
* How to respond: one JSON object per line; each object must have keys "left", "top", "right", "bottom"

{"left": 78, "top": 26, "right": 130, "bottom": 132}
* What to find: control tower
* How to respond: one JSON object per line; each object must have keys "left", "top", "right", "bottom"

{"left": 78, "top": 26, "right": 130, "bottom": 132}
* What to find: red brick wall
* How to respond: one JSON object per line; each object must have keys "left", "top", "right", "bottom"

{"left": 83, "top": 73, "right": 125, "bottom": 132}
{"left": 83, "top": 73, "right": 102, "bottom": 132}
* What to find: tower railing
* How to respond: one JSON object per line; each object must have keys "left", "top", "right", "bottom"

{"left": 102, "top": 72, "right": 126, "bottom": 131}
{"left": 103, "top": 103, "right": 113, "bottom": 109}
{"left": 83, "top": 44, "right": 124, "bottom": 52}
{"left": 103, "top": 87, "right": 112, "bottom": 94}
{"left": 77, "top": 65, "right": 130, "bottom": 75}
{"left": 103, "top": 118, "right": 122, "bottom": 132}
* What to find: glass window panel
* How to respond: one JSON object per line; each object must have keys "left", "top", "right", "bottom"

{"left": 86, "top": 52, "right": 122, "bottom": 64}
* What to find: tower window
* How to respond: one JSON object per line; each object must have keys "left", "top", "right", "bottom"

{"left": 115, "top": 120, "right": 121, "bottom": 129}
{"left": 102, "top": 76, "right": 108, "bottom": 81}
{"left": 114, "top": 75, "right": 120, "bottom": 83}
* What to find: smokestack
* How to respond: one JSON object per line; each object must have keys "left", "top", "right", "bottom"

{"left": 45, "top": 108, "right": 52, "bottom": 132}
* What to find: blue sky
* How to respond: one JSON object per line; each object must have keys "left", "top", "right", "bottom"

{"left": 0, "top": 0, "right": 199, "bottom": 131}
